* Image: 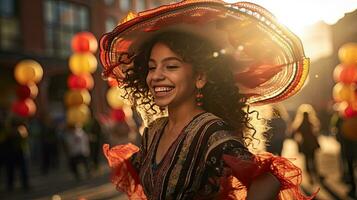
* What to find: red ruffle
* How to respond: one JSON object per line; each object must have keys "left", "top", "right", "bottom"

{"left": 221, "top": 152, "right": 318, "bottom": 200}
{"left": 103, "top": 143, "right": 148, "bottom": 200}
{"left": 104, "top": 144, "right": 315, "bottom": 200}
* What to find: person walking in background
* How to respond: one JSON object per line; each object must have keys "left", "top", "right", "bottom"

{"left": 292, "top": 104, "right": 321, "bottom": 184}
{"left": 4, "top": 118, "right": 30, "bottom": 191}
{"left": 266, "top": 104, "right": 289, "bottom": 156}
{"left": 330, "top": 112, "right": 357, "bottom": 198}
{"left": 84, "top": 115, "right": 104, "bottom": 170}
{"left": 63, "top": 125, "right": 91, "bottom": 181}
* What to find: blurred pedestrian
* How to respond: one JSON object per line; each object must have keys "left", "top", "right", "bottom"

{"left": 330, "top": 112, "right": 357, "bottom": 198}
{"left": 84, "top": 115, "right": 103, "bottom": 170}
{"left": 40, "top": 116, "right": 60, "bottom": 175}
{"left": 266, "top": 104, "right": 289, "bottom": 156}
{"left": 63, "top": 125, "right": 91, "bottom": 180}
{"left": 292, "top": 104, "right": 321, "bottom": 184}
{"left": 4, "top": 118, "right": 30, "bottom": 191}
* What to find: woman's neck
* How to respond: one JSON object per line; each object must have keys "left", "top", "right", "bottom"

{"left": 166, "top": 102, "right": 204, "bottom": 135}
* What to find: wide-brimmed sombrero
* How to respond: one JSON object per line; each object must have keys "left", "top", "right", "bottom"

{"left": 99, "top": 0, "right": 309, "bottom": 105}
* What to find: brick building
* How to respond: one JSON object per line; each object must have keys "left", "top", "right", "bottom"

{"left": 0, "top": 0, "right": 174, "bottom": 121}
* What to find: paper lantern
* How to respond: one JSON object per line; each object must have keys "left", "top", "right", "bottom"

{"left": 342, "top": 118, "right": 357, "bottom": 141}
{"left": 71, "top": 32, "right": 98, "bottom": 53}
{"left": 344, "top": 106, "right": 357, "bottom": 118}
{"left": 16, "top": 84, "right": 38, "bottom": 99}
{"left": 67, "top": 74, "right": 94, "bottom": 90}
{"left": 66, "top": 104, "right": 91, "bottom": 126}
{"left": 106, "top": 87, "right": 125, "bottom": 109}
{"left": 333, "top": 64, "right": 343, "bottom": 82}
{"left": 14, "top": 60, "right": 43, "bottom": 84}
{"left": 333, "top": 83, "right": 352, "bottom": 102}
{"left": 69, "top": 53, "right": 97, "bottom": 74}
{"left": 12, "top": 98, "right": 36, "bottom": 117}
{"left": 111, "top": 108, "right": 126, "bottom": 122}
{"left": 340, "top": 65, "right": 357, "bottom": 84}
{"left": 339, "top": 43, "right": 357, "bottom": 64}
{"left": 64, "top": 90, "right": 91, "bottom": 106}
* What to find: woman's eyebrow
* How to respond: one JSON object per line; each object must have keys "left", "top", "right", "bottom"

{"left": 149, "top": 57, "right": 183, "bottom": 63}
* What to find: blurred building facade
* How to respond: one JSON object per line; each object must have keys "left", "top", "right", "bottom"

{"left": 0, "top": 0, "right": 173, "bottom": 121}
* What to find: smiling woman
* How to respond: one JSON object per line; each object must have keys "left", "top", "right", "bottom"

{"left": 100, "top": 1, "right": 313, "bottom": 200}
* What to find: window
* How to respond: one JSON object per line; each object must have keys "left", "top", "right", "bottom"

{"left": 44, "top": 0, "right": 90, "bottom": 57}
{"left": 136, "top": 0, "right": 146, "bottom": 12}
{"left": 0, "top": 0, "right": 20, "bottom": 50}
{"left": 119, "top": 0, "right": 130, "bottom": 11}
{"left": 106, "top": 17, "right": 117, "bottom": 32}
{"left": 104, "top": 0, "right": 115, "bottom": 6}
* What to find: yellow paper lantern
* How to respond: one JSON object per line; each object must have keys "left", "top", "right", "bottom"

{"left": 338, "top": 43, "right": 357, "bottom": 64}
{"left": 66, "top": 104, "right": 90, "bottom": 126}
{"left": 28, "top": 83, "right": 39, "bottom": 98}
{"left": 332, "top": 83, "right": 353, "bottom": 102}
{"left": 69, "top": 53, "right": 97, "bottom": 74}
{"left": 106, "top": 87, "right": 125, "bottom": 109}
{"left": 64, "top": 90, "right": 91, "bottom": 106}
{"left": 14, "top": 60, "right": 43, "bottom": 84}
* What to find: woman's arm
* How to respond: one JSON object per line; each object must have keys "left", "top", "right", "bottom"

{"left": 247, "top": 172, "right": 280, "bottom": 200}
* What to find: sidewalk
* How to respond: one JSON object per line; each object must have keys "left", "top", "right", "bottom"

{"left": 282, "top": 136, "right": 353, "bottom": 200}
{"left": 0, "top": 156, "right": 126, "bottom": 200}
{"left": 0, "top": 135, "right": 353, "bottom": 200}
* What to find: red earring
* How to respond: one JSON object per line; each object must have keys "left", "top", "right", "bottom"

{"left": 196, "top": 88, "right": 204, "bottom": 107}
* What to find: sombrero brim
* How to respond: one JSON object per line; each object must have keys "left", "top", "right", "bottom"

{"left": 99, "top": 0, "right": 309, "bottom": 105}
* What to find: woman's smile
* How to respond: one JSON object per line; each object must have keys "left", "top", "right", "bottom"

{"left": 146, "top": 43, "right": 198, "bottom": 108}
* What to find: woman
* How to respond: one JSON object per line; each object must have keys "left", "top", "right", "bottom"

{"left": 101, "top": 1, "right": 313, "bottom": 199}
{"left": 292, "top": 104, "right": 321, "bottom": 184}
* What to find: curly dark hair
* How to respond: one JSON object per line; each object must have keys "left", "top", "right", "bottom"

{"left": 123, "top": 30, "right": 258, "bottom": 144}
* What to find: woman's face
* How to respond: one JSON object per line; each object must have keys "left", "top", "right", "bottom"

{"left": 146, "top": 43, "right": 198, "bottom": 108}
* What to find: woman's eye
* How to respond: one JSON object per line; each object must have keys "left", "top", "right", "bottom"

{"left": 166, "top": 65, "right": 179, "bottom": 69}
{"left": 148, "top": 66, "right": 156, "bottom": 71}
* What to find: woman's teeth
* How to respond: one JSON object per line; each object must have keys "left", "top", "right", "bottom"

{"left": 154, "top": 87, "right": 173, "bottom": 92}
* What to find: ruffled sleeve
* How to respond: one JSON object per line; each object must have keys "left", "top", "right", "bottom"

{"left": 103, "top": 143, "right": 147, "bottom": 200}
{"left": 205, "top": 139, "right": 317, "bottom": 200}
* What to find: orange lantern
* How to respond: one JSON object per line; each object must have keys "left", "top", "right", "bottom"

{"left": 339, "top": 65, "right": 357, "bottom": 84}
{"left": 332, "top": 83, "right": 353, "bottom": 102}
{"left": 69, "top": 53, "right": 97, "bottom": 74}
{"left": 64, "top": 90, "right": 91, "bottom": 106}
{"left": 67, "top": 74, "right": 94, "bottom": 90}
{"left": 66, "top": 104, "right": 91, "bottom": 126}
{"left": 14, "top": 60, "right": 43, "bottom": 84}
{"left": 71, "top": 32, "right": 98, "bottom": 53}
{"left": 106, "top": 87, "right": 125, "bottom": 109}
{"left": 12, "top": 98, "right": 36, "bottom": 117}
{"left": 338, "top": 43, "right": 357, "bottom": 64}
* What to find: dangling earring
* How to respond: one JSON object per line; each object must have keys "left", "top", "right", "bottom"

{"left": 196, "top": 88, "right": 204, "bottom": 107}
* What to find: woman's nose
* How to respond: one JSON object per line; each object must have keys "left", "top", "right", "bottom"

{"left": 151, "top": 68, "right": 165, "bottom": 81}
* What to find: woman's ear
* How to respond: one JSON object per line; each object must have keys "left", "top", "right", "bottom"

{"left": 196, "top": 72, "right": 207, "bottom": 89}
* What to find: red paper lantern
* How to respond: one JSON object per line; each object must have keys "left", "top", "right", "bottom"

{"left": 344, "top": 106, "right": 357, "bottom": 118}
{"left": 111, "top": 108, "right": 126, "bottom": 122}
{"left": 67, "top": 74, "right": 94, "bottom": 90}
{"left": 12, "top": 99, "right": 36, "bottom": 117}
{"left": 16, "top": 85, "right": 31, "bottom": 99}
{"left": 71, "top": 32, "right": 98, "bottom": 53}
{"left": 340, "top": 65, "right": 357, "bottom": 84}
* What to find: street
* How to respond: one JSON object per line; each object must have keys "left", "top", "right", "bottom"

{"left": 0, "top": 135, "right": 354, "bottom": 200}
